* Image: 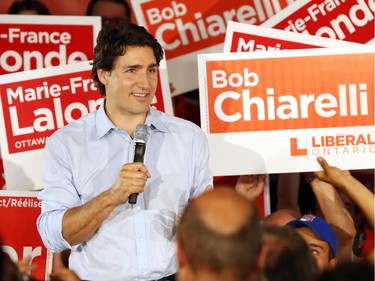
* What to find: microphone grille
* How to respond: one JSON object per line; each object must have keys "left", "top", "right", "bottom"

{"left": 134, "top": 124, "right": 150, "bottom": 144}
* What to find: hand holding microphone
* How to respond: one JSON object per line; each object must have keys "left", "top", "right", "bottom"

{"left": 128, "top": 124, "right": 150, "bottom": 204}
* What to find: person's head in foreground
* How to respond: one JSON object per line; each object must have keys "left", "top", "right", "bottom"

{"left": 262, "top": 224, "right": 319, "bottom": 281}
{"left": 177, "top": 188, "right": 263, "bottom": 281}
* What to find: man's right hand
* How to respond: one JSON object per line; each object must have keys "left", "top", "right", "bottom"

{"left": 110, "top": 162, "right": 151, "bottom": 205}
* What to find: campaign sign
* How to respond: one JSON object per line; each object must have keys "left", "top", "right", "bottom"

{"left": 223, "top": 21, "right": 363, "bottom": 53}
{"left": 222, "top": 21, "right": 365, "bottom": 215}
{"left": 0, "top": 15, "right": 102, "bottom": 189}
{"left": 198, "top": 47, "right": 374, "bottom": 176}
{"left": 0, "top": 62, "right": 100, "bottom": 190}
{"left": 0, "top": 15, "right": 102, "bottom": 75}
{"left": 262, "top": 0, "right": 375, "bottom": 45}
{"left": 0, "top": 59, "right": 172, "bottom": 190}
{"left": 131, "top": 0, "right": 295, "bottom": 95}
{"left": 0, "top": 190, "right": 51, "bottom": 281}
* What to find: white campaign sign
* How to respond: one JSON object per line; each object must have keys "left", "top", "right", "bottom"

{"left": 198, "top": 47, "right": 375, "bottom": 176}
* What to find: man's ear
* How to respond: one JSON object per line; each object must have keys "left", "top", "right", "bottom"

{"left": 256, "top": 243, "right": 268, "bottom": 271}
{"left": 176, "top": 237, "right": 187, "bottom": 268}
{"left": 97, "top": 69, "right": 109, "bottom": 85}
{"left": 329, "top": 257, "right": 338, "bottom": 268}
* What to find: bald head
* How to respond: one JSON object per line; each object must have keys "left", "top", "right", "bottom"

{"left": 263, "top": 209, "right": 300, "bottom": 227}
{"left": 178, "top": 188, "right": 262, "bottom": 280}
{"left": 196, "top": 188, "right": 255, "bottom": 235}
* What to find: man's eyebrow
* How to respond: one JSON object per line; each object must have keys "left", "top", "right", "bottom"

{"left": 125, "top": 64, "right": 142, "bottom": 69}
{"left": 148, "top": 63, "right": 158, "bottom": 68}
{"left": 309, "top": 243, "right": 324, "bottom": 250}
{"left": 125, "top": 63, "right": 158, "bottom": 69}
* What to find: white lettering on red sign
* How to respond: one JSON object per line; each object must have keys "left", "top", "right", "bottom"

{"left": 5, "top": 76, "right": 102, "bottom": 136}
{"left": 0, "top": 28, "right": 88, "bottom": 72}
{"left": 147, "top": 1, "right": 260, "bottom": 50}
{"left": 7, "top": 28, "right": 71, "bottom": 44}
{"left": 211, "top": 68, "right": 368, "bottom": 122}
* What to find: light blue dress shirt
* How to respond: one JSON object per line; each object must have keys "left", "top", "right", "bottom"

{"left": 37, "top": 102, "right": 213, "bottom": 281}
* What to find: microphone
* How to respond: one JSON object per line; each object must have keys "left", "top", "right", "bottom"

{"left": 128, "top": 124, "right": 150, "bottom": 205}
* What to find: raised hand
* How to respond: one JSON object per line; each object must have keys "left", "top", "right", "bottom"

{"left": 235, "top": 174, "right": 266, "bottom": 201}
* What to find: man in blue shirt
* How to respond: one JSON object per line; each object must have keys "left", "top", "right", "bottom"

{"left": 37, "top": 22, "right": 213, "bottom": 281}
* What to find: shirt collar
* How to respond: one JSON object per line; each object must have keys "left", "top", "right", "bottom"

{"left": 95, "top": 100, "right": 115, "bottom": 140}
{"left": 145, "top": 107, "right": 169, "bottom": 133}
{"left": 94, "top": 101, "right": 169, "bottom": 139}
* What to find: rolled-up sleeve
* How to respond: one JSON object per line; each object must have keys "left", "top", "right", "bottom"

{"left": 36, "top": 206, "right": 71, "bottom": 252}
{"left": 191, "top": 127, "right": 213, "bottom": 197}
{"left": 37, "top": 134, "right": 81, "bottom": 253}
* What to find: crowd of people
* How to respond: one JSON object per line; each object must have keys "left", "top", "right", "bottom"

{"left": 1, "top": 155, "right": 374, "bottom": 280}
{"left": 1, "top": 0, "right": 374, "bottom": 281}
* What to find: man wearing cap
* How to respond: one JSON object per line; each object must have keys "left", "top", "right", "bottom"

{"left": 287, "top": 214, "right": 338, "bottom": 271}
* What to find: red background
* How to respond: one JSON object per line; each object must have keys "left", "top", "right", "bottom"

{"left": 0, "top": 0, "right": 135, "bottom": 21}
{"left": 0, "top": 193, "right": 48, "bottom": 281}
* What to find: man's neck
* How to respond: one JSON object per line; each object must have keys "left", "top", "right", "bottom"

{"left": 105, "top": 108, "right": 148, "bottom": 137}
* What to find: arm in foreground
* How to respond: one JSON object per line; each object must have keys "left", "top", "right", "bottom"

{"left": 314, "top": 156, "right": 374, "bottom": 229}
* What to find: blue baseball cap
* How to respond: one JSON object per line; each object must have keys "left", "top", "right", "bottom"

{"left": 286, "top": 214, "right": 337, "bottom": 257}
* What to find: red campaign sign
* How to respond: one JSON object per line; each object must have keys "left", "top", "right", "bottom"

{"left": 263, "top": 0, "right": 374, "bottom": 44}
{"left": 0, "top": 24, "right": 93, "bottom": 74}
{"left": 0, "top": 191, "right": 51, "bottom": 281}
{"left": 0, "top": 68, "right": 102, "bottom": 154}
{"left": 0, "top": 16, "right": 101, "bottom": 189}
{"left": 0, "top": 16, "right": 101, "bottom": 75}
{"left": 132, "top": 0, "right": 295, "bottom": 60}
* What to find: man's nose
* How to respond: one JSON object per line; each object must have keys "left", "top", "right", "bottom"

{"left": 136, "top": 72, "right": 151, "bottom": 89}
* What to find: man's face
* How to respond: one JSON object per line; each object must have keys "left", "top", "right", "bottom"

{"left": 295, "top": 227, "right": 337, "bottom": 271}
{"left": 99, "top": 46, "right": 158, "bottom": 121}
